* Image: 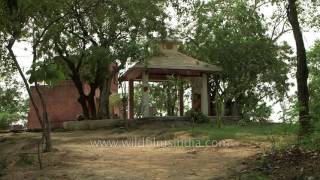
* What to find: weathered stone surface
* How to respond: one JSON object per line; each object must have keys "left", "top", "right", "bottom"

{"left": 63, "top": 119, "right": 122, "bottom": 130}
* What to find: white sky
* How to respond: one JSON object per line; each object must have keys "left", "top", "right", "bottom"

{"left": 12, "top": 4, "right": 320, "bottom": 122}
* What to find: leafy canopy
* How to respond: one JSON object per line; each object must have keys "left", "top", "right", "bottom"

{"left": 181, "top": 0, "right": 292, "bottom": 121}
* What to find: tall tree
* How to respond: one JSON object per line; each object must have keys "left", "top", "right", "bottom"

{"left": 181, "top": 0, "right": 290, "bottom": 121}
{"left": 0, "top": 50, "right": 27, "bottom": 127}
{"left": 50, "top": 0, "right": 168, "bottom": 119}
{"left": 287, "top": 0, "right": 311, "bottom": 135}
{"left": 0, "top": 0, "right": 43, "bottom": 145}
{"left": 307, "top": 41, "right": 320, "bottom": 124}
{"left": 0, "top": 0, "right": 65, "bottom": 154}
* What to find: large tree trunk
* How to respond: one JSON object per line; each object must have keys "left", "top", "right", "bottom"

{"left": 56, "top": 48, "right": 91, "bottom": 119}
{"left": 64, "top": 61, "right": 97, "bottom": 120}
{"left": 98, "top": 77, "right": 112, "bottom": 119}
{"left": 71, "top": 74, "right": 90, "bottom": 119}
{"left": 87, "top": 85, "right": 97, "bottom": 119}
{"left": 287, "top": 0, "right": 311, "bottom": 135}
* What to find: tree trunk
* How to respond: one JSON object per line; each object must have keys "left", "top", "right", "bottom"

{"left": 35, "top": 83, "right": 52, "bottom": 152}
{"left": 287, "top": 0, "right": 311, "bottom": 135}
{"left": 7, "top": 40, "right": 43, "bottom": 129}
{"left": 71, "top": 74, "right": 90, "bottom": 119}
{"left": 31, "top": 43, "right": 52, "bottom": 152}
{"left": 179, "top": 84, "right": 184, "bottom": 116}
{"left": 7, "top": 39, "right": 52, "bottom": 152}
{"left": 98, "top": 77, "right": 112, "bottom": 119}
{"left": 166, "top": 84, "right": 171, "bottom": 116}
{"left": 56, "top": 48, "right": 91, "bottom": 119}
{"left": 87, "top": 86, "right": 97, "bottom": 119}
{"left": 122, "top": 92, "right": 128, "bottom": 129}
{"left": 208, "top": 77, "right": 219, "bottom": 116}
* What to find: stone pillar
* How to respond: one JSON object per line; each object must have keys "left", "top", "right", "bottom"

{"left": 128, "top": 80, "right": 134, "bottom": 119}
{"left": 201, "top": 73, "right": 209, "bottom": 115}
{"left": 142, "top": 71, "right": 150, "bottom": 117}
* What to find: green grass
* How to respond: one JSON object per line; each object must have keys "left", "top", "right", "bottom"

{"left": 235, "top": 171, "right": 269, "bottom": 180}
{"left": 170, "top": 122, "right": 320, "bottom": 179}
{"left": 18, "top": 154, "right": 34, "bottom": 166}
{"left": 171, "top": 122, "right": 299, "bottom": 144}
{"left": 0, "top": 156, "right": 6, "bottom": 177}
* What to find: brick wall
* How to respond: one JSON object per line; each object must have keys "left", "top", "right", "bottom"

{"left": 27, "top": 80, "right": 119, "bottom": 130}
{"left": 27, "top": 81, "right": 83, "bottom": 129}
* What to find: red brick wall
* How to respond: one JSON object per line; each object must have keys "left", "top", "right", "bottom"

{"left": 27, "top": 80, "right": 83, "bottom": 129}
{"left": 27, "top": 79, "right": 119, "bottom": 130}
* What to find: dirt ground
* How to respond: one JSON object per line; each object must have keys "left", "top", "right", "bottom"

{"left": 0, "top": 126, "right": 265, "bottom": 180}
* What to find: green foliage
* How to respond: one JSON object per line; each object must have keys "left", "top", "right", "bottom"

{"left": 163, "top": 76, "right": 188, "bottom": 116}
{"left": 0, "top": 59, "right": 28, "bottom": 125}
{"left": 185, "top": 109, "right": 210, "bottom": 124}
{"left": 18, "top": 154, "right": 34, "bottom": 166}
{"left": 134, "top": 77, "right": 190, "bottom": 117}
{"left": 181, "top": 0, "right": 291, "bottom": 121}
{"left": 0, "top": 156, "right": 6, "bottom": 177}
{"left": 243, "top": 102, "right": 272, "bottom": 123}
{"left": 308, "top": 40, "right": 320, "bottom": 123}
{"left": 134, "top": 82, "right": 168, "bottom": 117}
{"left": 0, "top": 112, "right": 18, "bottom": 129}
{"left": 0, "top": 85, "right": 23, "bottom": 113}
{"left": 27, "top": 61, "right": 65, "bottom": 86}
{"left": 236, "top": 171, "right": 268, "bottom": 180}
{"left": 79, "top": 47, "right": 112, "bottom": 83}
{"left": 43, "top": 0, "right": 170, "bottom": 117}
{"left": 215, "top": 91, "right": 224, "bottom": 128}
{"left": 172, "top": 123, "right": 299, "bottom": 142}
{"left": 109, "top": 94, "right": 122, "bottom": 108}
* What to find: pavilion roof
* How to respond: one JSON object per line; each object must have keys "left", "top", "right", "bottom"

{"left": 121, "top": 42, "right": 222, "bottom": 81}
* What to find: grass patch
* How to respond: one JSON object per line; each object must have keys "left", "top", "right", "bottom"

{"left": 171, "top": 122, "right": 298, "bottom": 144}
{"left": 0, "top": 156, "right": 6, "bottom": 177}
{"left": 170, "top": 139, "right": 217, "bottom": 147}
{"left": 18, "top": 154, "right": 34, "bottom": 166}
{"left": 235, "top": 171, "right": 269, "bottom": 180}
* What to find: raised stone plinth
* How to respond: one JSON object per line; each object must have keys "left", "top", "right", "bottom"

{"left": 63, "top": 119, "right": 123, "bottom": 130}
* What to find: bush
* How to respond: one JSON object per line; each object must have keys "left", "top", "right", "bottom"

{"left": 185, "top": 110, "right": 210, "bottom": 124}
{"left": 0, "top": 112, "right": 17, "bottom": 129}
{"left": 110, "top": 94, "right": 122, "bottom": 108}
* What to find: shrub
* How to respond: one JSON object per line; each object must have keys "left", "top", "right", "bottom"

{"left": 110, "top": 94, "right": 122, "bottom": 108}
{"left": 185, "top": 110, "right": 210, "bottom": 124}
{"left": 0, "top": 112, "right": 18, "bottom": 129}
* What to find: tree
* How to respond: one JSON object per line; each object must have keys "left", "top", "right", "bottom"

{"left": 163, "top": 76, "right": 187, "bottom": 116}
{"left": 0, "top": 0, "right": 44, "bottom": 152}
{"left": 181, "top": 0, "right": 291, "bottom": 121}
{"left": 307, "top": 40, "right": 320, "bottom": 124}
{"left": 50, "top": 0, "right": 168, "bottom": 119}
{"left": 0, "top": 0, "right": 66, "bottom": 156}
{"left": 0, "top": 54, "right": 28, "bottom": 129}
{"left": 132, "top": 76, "right": 189, "bottom": 117}
{"left": 287, "top": 0, "right": 311, "bottom": 135}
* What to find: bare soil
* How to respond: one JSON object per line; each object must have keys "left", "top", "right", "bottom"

{"left": 0, "top": 125, "right": 265, "bottom": 180}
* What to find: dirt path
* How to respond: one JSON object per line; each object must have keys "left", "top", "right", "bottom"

{"left": 1, "top": 130, "right": 265, "bottom": 180}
